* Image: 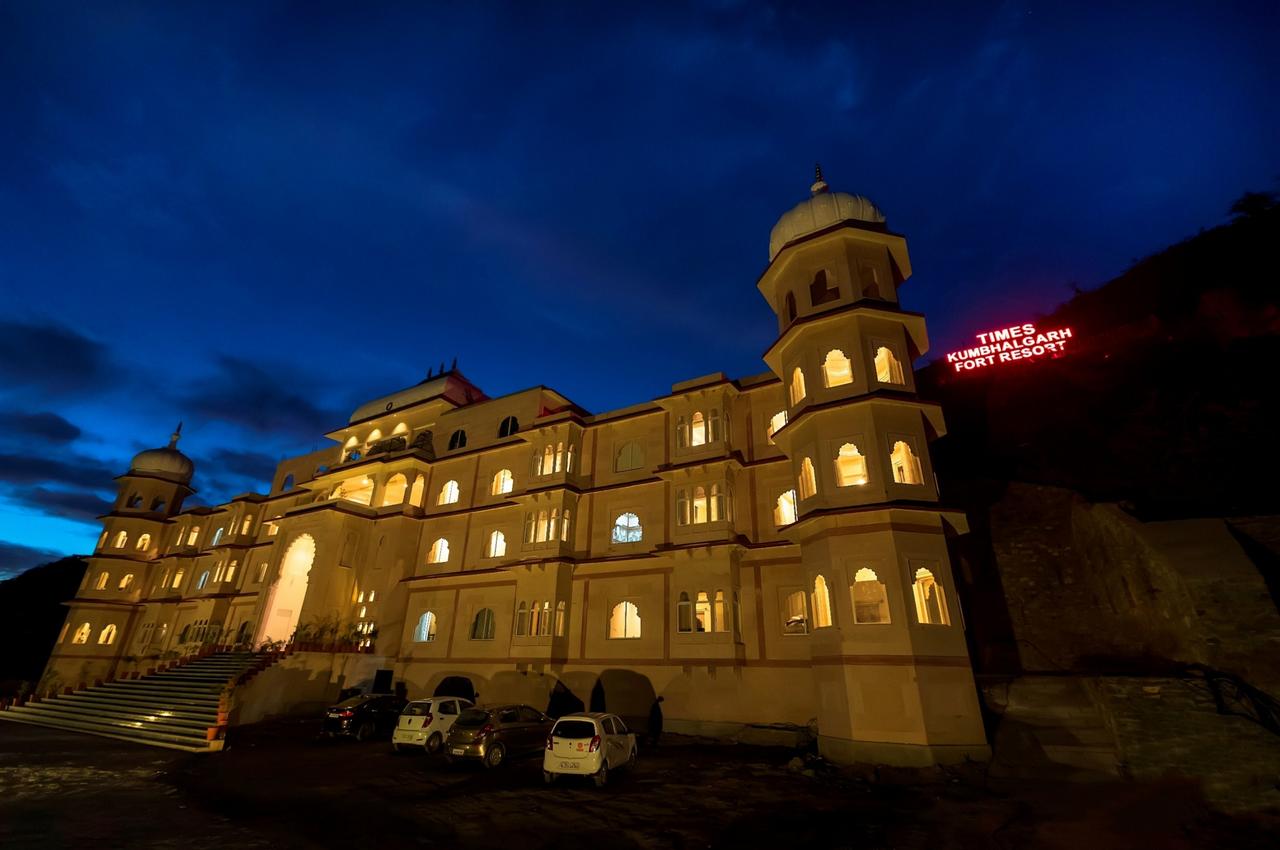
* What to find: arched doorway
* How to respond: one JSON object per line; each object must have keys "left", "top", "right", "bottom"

{"left": 256, "top": 533, "right": 316, "bottom": 646}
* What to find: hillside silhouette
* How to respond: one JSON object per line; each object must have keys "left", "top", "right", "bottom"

{"left": 0, "top": 556, "right": 86, "bottom": 698}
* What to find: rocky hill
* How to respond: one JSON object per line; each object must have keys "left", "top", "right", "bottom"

{"left": 0, "top": 556, "right": 86, "bottom": 698}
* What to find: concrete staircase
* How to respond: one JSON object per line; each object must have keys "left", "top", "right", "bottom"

{"left": 0, "top": 651, "right": 267, "bottom": 752}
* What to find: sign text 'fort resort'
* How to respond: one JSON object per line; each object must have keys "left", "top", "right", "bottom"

{"left": 945, "top": 322, "right": 1074, "bottom": 372}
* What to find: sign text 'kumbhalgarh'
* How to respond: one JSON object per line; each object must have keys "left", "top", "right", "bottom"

{"left": 945, "top": 322, "right": 1074, "bottom": 372}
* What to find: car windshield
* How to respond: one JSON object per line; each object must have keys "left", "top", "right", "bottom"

{"left": 402, "top": 702, "right": 432, "bottom": 716}
{"left": 333, "top": 695, "right": 371, "bottom": 709}
{"left": 552, "top": 719, "right": 597, "bottom": 739}
{"left": 455, "top": 708, "right": 491, "bottom": 726}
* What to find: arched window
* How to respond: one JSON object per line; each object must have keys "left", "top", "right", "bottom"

{"left": 774, "top": 489, "right": 798, "bottom": 526}
{"left": 470, "top": 608, "right": 495, "bottom": 640}
{"left": 487, "top": 530, "right": 506, "bottom": 558}
{"left": 97, "top": 623, "right": 117, "bottom": 645}
{"left": 366, "top": 428, "right": 383, "bottom": 448}
{"left": 690, "top": 411, "right": 707, "bottom": 446}
{"left": 212, "top": 527, "right": 224, "bottom": 546}
{"left": 409, "top": 475, "right": 425, "bottom": 506}
{"left": 392, "top": 422, "right": 410, "bottom": 437}
{"left": 498, "top": 416, "right": 519, "bottom": 438}
{"left": 785, "top": 291, "right": 797, "bottom": 323}
{"left": 608, "top": 601, "right": 641, "bottom": 639}
{"left": 332, "top": 476, "right": 374, "bottom": 505}
{"left": 694, "top": 592, "right": 712, "bottom": 632}
{"left": 150, "top": 497, "right": 166, "bottom": 512}
{"left": 196, "top": 571, "right": 210, "bottom": 589}
{"left": 226, "top": 561, "right": 237, "bottom": 582}
{"left": 97, "top": 531, "right": 107, "bottom": 550}
{"left": 438, "top": 479, "right": 460, "bottom": 505}
{"left": 187, "top": 526, "right": 201, "bottom": 547}
{"left": 677, "top": 592, "right": 692, "bottom": 633}
{"left": 875, "top": 346, "right": 905, "bottom": 385}
{"left": 492, "top": 468, "right": 514, "bottom": 495}
{"left": 890, "top": 440, "right": 924, "bottom": 485}
{"left": 790, "top": 367, "right": 807, "bottom": 405}
{"left": 448, "top": 429, "right": 467, "bottom": 451}
{"left": 536, "top": 600, "right": 551, "bottom": 636}
{"left": 675, "top": 416, "right": 687, "bottom": 449}
{"left": 113, "top": 530, "right": 128, "bottom": 549}
{"left": 381, "top": 473, "right": 408, "bottom": 506}
{"left": 676, "top": 488, "right": 690, "bottom": 526}
{"left": 94, "top": 571, "right": 109, "bottom": 590}
{"left": 782, "top": 590, "right": 809, "bottom": 635}
{"left": 126, "top": 493, "right": 143, "bottom": 509}
{"left": 612, "top": 512, "right": 642, "bottom": 544}
{"left": 692, "top": 486, "right": 709, "bottom": 524}
{"left": 555, "top": 601, "right": 566, "bottom": 636}
{"left": 118, "top": 574, "right": 134, "bottom": 591}
{"left": 615, "top": 441, "right": 645, "bottom": 472}
{"left": 72, "top": 622, "right": 91, "bottom": 644}
{"left": 812, "top": 575, "right": 833, "bottom": 628}
{"left": 798, "top": 457, "right": 817, "bottom": 499}
{"left": 766, "top": 410, "right": 788, "bottom": 444}
{"left": 913, "top": 566, "right": 951, "bottom": 625}
{"left": 822, "top": 349, "right": 853, "bottom": 387}
{"left": 515, "top": 602, "right": 529, "bottom": 636}
{"left": 809, "top": 268, "right": 839, "bottom": 305}
{"left": 561, "top": 509, "right": 571, "bottom": 542}
{"left": 714, "top": 590, "right": 726, "bottom": 632}
{"left": 835, "top": 443, "right": 869, "bottom": 487}
{"left": 414, "top": 611, "right": 438, "bottom": 642}
{"left": 852, "top": 568, "right": 890, "bottom": 624}
{"left": 281, "top": 474, "right": 295, "bottom": 492}
{"left": 172, "top": 568, "right": 185, "bottom": 588}
{"left": 710, "top": 483, "right": 726, "bottom": 521}
{"left": 428, "top": 537, "right": 450, "bottom": 563}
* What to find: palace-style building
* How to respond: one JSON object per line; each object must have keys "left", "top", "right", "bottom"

{"left": 43, "top": 173, "right": 988, "bottom": 764}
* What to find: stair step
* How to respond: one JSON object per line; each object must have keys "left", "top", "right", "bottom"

{"left": 25, "top": 700, "right": 213, "bottom": 734}
{"left": 62, "top": 689, "right": 221, "bottom": 710}
{"left": 0, "top": 707, "right": 214, "bottom": 752}
{"left": 59, "top": 693, "right": 218, "bottom": 721}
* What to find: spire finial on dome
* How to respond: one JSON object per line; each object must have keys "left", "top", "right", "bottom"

{"left": 169, "top": 421, "right": 183, "bottom": 449}
{"left": 810, "top": 162, "right": 829, "bottom": 196}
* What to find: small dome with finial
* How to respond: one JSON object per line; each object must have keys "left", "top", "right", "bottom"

{"left": 129, "top": 423, "right": 195, "bottom": 484}
{"left": 768, "top": 164, "right": 886, "bottom": 261}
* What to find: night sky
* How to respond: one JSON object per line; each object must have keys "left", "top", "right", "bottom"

{"left": 1, "top": 1, "right": 1276, "bottom": 575}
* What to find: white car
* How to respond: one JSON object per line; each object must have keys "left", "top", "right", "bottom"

{"left": 391, "top": 696, "right": 473, "bottom": 753}
{"left": 543, "top": 712, "right": 637, "bottom": 787}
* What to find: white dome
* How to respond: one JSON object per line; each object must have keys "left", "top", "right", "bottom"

{"left": 768, "top": 174, "right": 885, "bottom": 261}
{"left": 129, "top": 425, "right": 194, "bottom": 484}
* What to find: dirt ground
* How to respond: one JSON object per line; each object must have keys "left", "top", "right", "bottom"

{"left": 1, "top": 719, "right": 1277, "bottom": 849}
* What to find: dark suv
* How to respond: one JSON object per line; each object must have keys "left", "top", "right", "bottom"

{"left": 443, "top": 704, "right": 554, "bottom": 768}
{"left": 321, "top": 693, "right": 407, "bottom": 741}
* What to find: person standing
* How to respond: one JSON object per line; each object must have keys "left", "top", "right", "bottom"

{"left": 647, "top": 695, "right": 665, "bottom": 748}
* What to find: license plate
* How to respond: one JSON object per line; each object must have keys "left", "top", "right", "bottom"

{"left": 451, "top": 748, "right": 464, "bottom": 756}
{"left": 558, "top": 761, "right": 580, "bottom": 770}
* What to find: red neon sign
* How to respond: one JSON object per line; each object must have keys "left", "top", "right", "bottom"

{"left": 945, "top": 322, "right": 1073, "bottom": 372}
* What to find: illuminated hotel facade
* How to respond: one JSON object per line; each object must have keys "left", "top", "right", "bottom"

{"left": 45, "top": 173, "right": 989, "bottom": 764}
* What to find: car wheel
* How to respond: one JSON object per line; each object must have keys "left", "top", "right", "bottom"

{"left": 425, "top": 732, "right": 443, "bottom": 755}
{"left": 593, "top": 762, "right": 609, "bottom": 788}
{"left": 543, "top": 770, "right": 555, "bottom": 785}
{"left": 354, "top": 721, "right": 375, "bottom": 742}
{"left": 627, "top": 747, "right": 637, "bottom": 769}
{"left": 483, "top": 743, "right": 505, "bottom": 769}
{"left": 391, "top": 743, "right": 402, "bottom": 754}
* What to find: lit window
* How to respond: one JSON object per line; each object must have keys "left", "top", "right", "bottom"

{"left": 514, "top": 602, "right": 529, "bottom": 636}
{"left": 561, "top": 509, "right": 572, "bottom": 542}
{"left": 381, "top": 473, "right": 408, "bottom": 506}
{"left": 226, "top": 561, "right": 237, "bottom": 582}
{"left": 555, "top": 601, "right": 566, "bottom": 636}
{"left": 615, "top": 441, "right": 645, "bottom": 472}
{"left": 774, "top": 489, "right": 798, "bottom": 526}
{"left": 118, "top": 574, "right": 134, "bottom": 591}
{"left": 241, "top": 516, "right": 254, "bottom": 535}
{"left": 835, "top": 443, "right": 868, "bottom": 487}
{"left": 414, "top": 611, "right": 437, "bottom": 642}
{"left": 498, "top": 416, "right": 519, "bottom": 438}
{"left": 608, "top": 601, "right": 642, "bottom": 639}
{"left": 94, "top": 571, "right": 109, "bottom": 590}
{"left": 766, "top": 410, "right": 788, "bottom": 444}
{"left": 875, "top": 346, "right": 905, "bottom": 385}
{"left": 812, "top": 575, "right": 833, "bottom": 628}
{"left": 782, "top": 590, "right": 808, "bottom": 635}
{"left": 536, "top": 600, "right": 551, "bottom": 636}
{"left": 492, "top": 468, "right": 514, "bottom": 495}
{"left": 332, "top": 476, "right": 375, "bottom": 505}
{"left": 694, "top": 592, "right": 712, "bottom": 632}
{"left": 438, "top": 479, "right": 460, "bottom": 505}
{"left": 358, "top": 591, "right": 365, "bottom": 603}
{"left": 369, "top": 591, "right": 375, "bottom": 601}
{"left": 113, "top": 530, "right": 128, "bottom": 549}
{"left": 852, "top": 568, "right": 890, "bottom": 624}
{"left": 798, "top": 457, "right": 817, "bottom": 499}
{"left": 97, "top": 531, "right": 107, "bottom": 550}
{"left": 913, "top": 566, "right": 951, "bottom": 625}
{"left": 487, "top": 530, "right": 506, "bottom": 558}
{"left": 359, "top": 605, "right": 367, "bottom": 618}
{"left": 790, "top": 367, "right": 807, "bottom": 405}
{"left": 72, "top": 622, "right": 91, "bottom": 644}
{"left": 470, "top": 608, "right": 496, "bottom": 640}
{"left": 448, "top": 429, "right": 467, "bottom": 451}
{"left": 710, "top": 483, "right": 726, "bottom": 521}
{"left": 612, "top": 512, "right": 642, "bottom": 544}
{"left": 692, "top": 486, "right": 708, "bottom": 524}
{"left": 690, "top": 411, "right": 707, "bottom": 446}
{"left": 677, "top": 592, "right": 692, "bottom": 633}
{"left": 890, "top": 440, "right": 924, "bottom": 485}
{"left": 136, "top": 534, "right": 151, "bottom": 551}
{"left": 256, "top": 563, "right": 267, "bottom": 583}
{"left": 428, "top": 538, "right": 450, "bottom": 563}
{"left": 714, "top": 590, "right": 726, "bottom": 632}
{"left": 187, "top": 526, "right": 201, "bottom": 546}
{"left": 196, "top": 571, "right": 210, "bottom": 590}
{"left": 172, "top": 569, "right": 185, "bottom": 589}
{"left": 822, "top": 349, "right": 853, "bottom": 387}
{"left": 97, "top": 623, "right": 117, "bottom": 645}
{"left": 409, "top": 475, "right": 425, "bottom": 506}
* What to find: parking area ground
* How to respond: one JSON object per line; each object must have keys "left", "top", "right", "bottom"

{"left": 2, "top": 718, "right": 1277, "bottom": 849}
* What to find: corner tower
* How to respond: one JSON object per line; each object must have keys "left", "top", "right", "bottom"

{"left": 759, "top": 168, "right": 988, "bottom": 765}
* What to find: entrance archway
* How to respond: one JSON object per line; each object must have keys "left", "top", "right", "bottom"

{"left": 256, "top": 533, "right": 316, "bottom": 646}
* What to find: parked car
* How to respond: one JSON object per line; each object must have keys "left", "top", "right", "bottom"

{"left": 443, "top": 704, "right": 554, "bottom": 768}
{"left": 542, "top": 712, "right": 637, "bottom": 787}
{"left": 321, "top": 693, "right": 407, "bottom": 741}
{"left": 391, "top": 696, "right": 473, "bottom": 753}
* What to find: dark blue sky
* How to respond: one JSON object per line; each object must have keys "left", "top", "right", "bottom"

{"left": 1, "top": 0, "right": 1276, "bottom": 575}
